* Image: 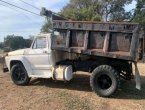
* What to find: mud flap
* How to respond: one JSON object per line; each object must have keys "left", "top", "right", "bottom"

{"left": 134, "top": 62, "right": 141, "bottom": 90}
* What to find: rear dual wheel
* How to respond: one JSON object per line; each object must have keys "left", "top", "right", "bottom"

{"left": 90, "top": 65, "right": 120, "bottom": 97}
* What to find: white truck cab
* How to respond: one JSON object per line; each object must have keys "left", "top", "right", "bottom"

{"left": 5, "top": 33, "right": 73, "bottom": 85}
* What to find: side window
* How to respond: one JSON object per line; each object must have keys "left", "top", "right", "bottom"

{"left": 33, "top": 37, "right": 47, "bottom": 49}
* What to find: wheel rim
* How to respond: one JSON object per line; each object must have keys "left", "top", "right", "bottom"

{"left": 95, "top": 74, "right": 112, "bottom": 90}
{"left": 13, "top": 66, "right": 26, "bottom": 82}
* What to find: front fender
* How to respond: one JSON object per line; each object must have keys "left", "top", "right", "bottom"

{"left": 5, "top": 55, "right": 32, "bottom": 76}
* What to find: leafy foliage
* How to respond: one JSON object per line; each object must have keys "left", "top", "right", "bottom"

{"left": 60, "top": 0, "right": 102, "bottom": 21}
{"left": 40, "top": 0, "right": 144, "bottom": 31}
{"left": 4, "top": 35, "right": 32, "bottom": 50}
{"left": 101, "top": 0, "right": 133, "bottom": 21}
{"left": 41, "top": 17, "right": 53, "bottom": 33}
{"left": 40, "top": 0, "right": 134, "bottom": 33}
{"left": 131, "top": 0, "right": 145, "bottom": 24}
{"left": 0, "top": 42, "right": 4, "bottom": 49}
{"left": 60, "top": 0, "right": 133, "bottom": 22}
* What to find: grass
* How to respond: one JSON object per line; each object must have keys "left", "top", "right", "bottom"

{"left": 58, "top": 90, "right": 94, "bottom": 110}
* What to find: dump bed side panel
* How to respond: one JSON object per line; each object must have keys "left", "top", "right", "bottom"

{"left": 52, "top": 21, "right": 142, "bottom": 61}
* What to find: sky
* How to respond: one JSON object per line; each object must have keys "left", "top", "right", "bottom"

{"left": 0, "top": 0, "right": 69, "bottom": 42}
{"left": 0, "top": 0, "right": 136, "bottom": 42}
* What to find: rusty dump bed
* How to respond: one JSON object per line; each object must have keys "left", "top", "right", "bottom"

{"left": 52, "top": 20, "right": 143, "bottom": 61}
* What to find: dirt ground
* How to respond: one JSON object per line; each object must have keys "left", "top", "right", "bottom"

{"left": 0, "top": 64, "right": 145, "bottom": 110}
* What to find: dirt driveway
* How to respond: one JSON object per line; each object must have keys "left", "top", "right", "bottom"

{"left": 0, "top": 64, "right": 145, "bottom": 110}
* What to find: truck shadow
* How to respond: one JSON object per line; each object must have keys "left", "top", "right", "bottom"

{"left": 30, "top": 73, "right": 92, "bottom": 92}
{"left": 115, "top": 76, "right": 145, "bottom": 100}
{"left": 29, "top": 74, "right": 145, "bottom": 100}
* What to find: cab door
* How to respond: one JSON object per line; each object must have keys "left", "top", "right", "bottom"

{"left": 24, "top": 36, "right": 52, "bottom": 72}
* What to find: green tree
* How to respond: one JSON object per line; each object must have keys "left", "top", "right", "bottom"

{"left": 4, "top": 35, "right": 32, "bottom": 50}
{"left": 41, "top": 0, "right": 135, "bottom": 31}
{"left": 101, "top": 0, "right": 132, "bottom": 21}
{"left": 60, "top": 0, "right": 132, "bottom": 22}
{"left": 24, "top": 39, "right": 32, "bottom": 48}
{"left": 131, "top": 0, "right": 145, "bottom": 24}
{"left": 41, "top": 17, "right": 53, "bottom": 33}
{"left": 60, "top": 0, "right": 102, "bottom": 21}
{"left": 0, "top": 42, "right": 4, "bottom": 49}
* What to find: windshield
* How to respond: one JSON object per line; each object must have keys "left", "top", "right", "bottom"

{"left": 31, "top": 36, "right": 47, "bottom": 49}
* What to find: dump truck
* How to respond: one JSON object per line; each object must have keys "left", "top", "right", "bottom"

{"left": 3, "top": 9, "right": 145, "bottom": 97}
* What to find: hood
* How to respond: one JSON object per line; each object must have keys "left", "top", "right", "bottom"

{"left": 8, "top": 48, "right": 29, "bottom": 56}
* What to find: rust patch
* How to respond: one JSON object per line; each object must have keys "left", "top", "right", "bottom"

{"left": 70, "top": 31, "right": 85, "bottom": 47}
{"left": 109, "top": 33, "right": 132, "bottom": 52}
{"left": 88, "top": 32, "right": 106, "bottom": 49}
{"left": 53, "top": 30, "right": 67, "bottom": 47}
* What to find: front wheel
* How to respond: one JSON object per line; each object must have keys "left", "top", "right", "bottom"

{"left": 10, "top": 63, "right": 31, "bottom": 86}
{"left": 90, "top": 65, "right": 120, "bottom": 97}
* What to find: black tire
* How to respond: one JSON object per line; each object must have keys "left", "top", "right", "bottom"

{"left": 90, "top": 65, "right": 120, "bottom": 97}
{"left": 10, "top": 63, "right": 31, "bottom": 86}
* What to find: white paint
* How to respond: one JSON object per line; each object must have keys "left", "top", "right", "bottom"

{"left": 134, "top": 62, "right": 141, "bottom": 90}
{"left": 5, "top": 33, "right": 55, "bottom": 78}
{"left": 64, "top": 66, "right": 73, "bottom": 81}
{"left": 52, "top": 66, "right": 73, "bottom": 81}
